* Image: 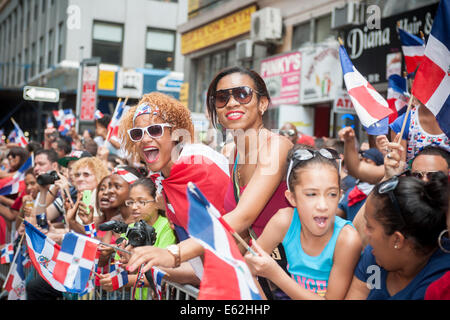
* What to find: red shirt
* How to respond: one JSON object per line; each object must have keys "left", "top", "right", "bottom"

{"left": 425, "top": 271, "right": 450, "bottom": 300}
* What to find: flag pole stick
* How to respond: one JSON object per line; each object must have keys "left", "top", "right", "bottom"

{"left": 2, "top": 234, "right": 25, "bottom": 290}
{"left": 397, "top": 93, "right": 414, "bottom": 144}
{"left": 338, "top": 37, "right": 344, "bottom": 46}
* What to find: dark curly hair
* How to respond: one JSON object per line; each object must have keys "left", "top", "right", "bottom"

{"left": 372, "top": 173, "right": 448, "bottom": 255}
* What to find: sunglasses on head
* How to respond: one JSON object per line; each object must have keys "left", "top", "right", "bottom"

{"left": 211, "top": 86, "right": 258, "bottom": 108}
{"left": 127, "top": 123, "right": 172, "bottom": 142}
{"left": 280, "top": 129, "right": 296, "bottom": 137}
{"left": 286, "top": 148, "right": 341, "bottom": 191}
{"left": 377, "top": 175, "right": 407, "bottom": 228}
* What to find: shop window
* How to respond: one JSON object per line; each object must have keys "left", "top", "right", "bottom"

{"left": 145, "top": 28, "right": 175, "bottom": 70}
{"left": 292, "top": 22, "right": 311, "bottom": 49}
{"left": 315, "top": 14, "right": 337, "bottom": 43}
{"left": 92, "top": 21, "right": 123, "bottom": 65}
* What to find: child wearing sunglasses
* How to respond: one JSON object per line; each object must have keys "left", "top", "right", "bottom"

{"left": 346, "top": 173, "right": 450, "bottom": 300}
{"left": 244, "top": 145, "right": 362, "bottom": 299}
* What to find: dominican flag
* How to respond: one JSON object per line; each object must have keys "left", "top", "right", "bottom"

{"left": 53, "top": 232, "right": 99, "bottom": 294}
{"left": 398, "top": 27, "right": 426, "bottom": 74}
{"left": 3, "top": 243, "right": 26, "bottom": 300}
{"left": 10, "top": 118, "right": 28, "bottom": 147}
{"left": 46, "top": 115, "right": 55, "bottom": 129}
{"left": 53, "top": 109, "right": 76, "bottom": 136}
{"left": 0, "top": 155, "right": 33, "bottom": 195}
{"left": 106, "top": 101, "right": 130, "bottom": 142}
{"left": 1, "top": 243, "right": 14, "bottom": 264}
{"left": 94, "top": 110, "right": 104, "bottom": 120}
{"left": 23, "top": 220, "right": 68, "bottom": 292}
{"left": 149, "top": 143, "right": 230, "bottom": 231}
{"left": 339, "top": 44, "right": 393, "bottom": 135}
{"left": 387, "top": 74, "right": 410, "bottom": 123}
{"left": 411, "top": 0, "right": 450, "bottom": 138}
{"left": 186, "top": 182, "right": 261, "bottom": 300}
{"left": 113, "top": 166, "right": 139, "bottom": 184}
{"left": 109, "top": 263, "right": 129, "bottom": 290}
{"left": 150, "top": 266, "right": 166, "bottom": 300}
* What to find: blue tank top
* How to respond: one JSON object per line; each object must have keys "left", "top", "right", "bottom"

{"left": 282, "top": 209, "right": 352, "bottom": 297}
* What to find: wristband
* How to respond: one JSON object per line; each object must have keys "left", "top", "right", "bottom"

{"left": 84, "top": 223, "right": 97, "bottom": 238}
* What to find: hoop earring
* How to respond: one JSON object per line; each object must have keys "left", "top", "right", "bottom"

{"left": 438, "top": 229, "right": 450, "bottom": 253}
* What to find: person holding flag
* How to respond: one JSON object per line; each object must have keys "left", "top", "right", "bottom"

{"left": 390, "top": 0, "right": 449, "bottom": 166}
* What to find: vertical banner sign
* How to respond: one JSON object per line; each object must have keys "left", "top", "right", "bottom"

{"left": 260, "top": 51, "right": 302, "bottom": 107}
{"left": 79, "top": 59, "right": 100, "bottom": 121}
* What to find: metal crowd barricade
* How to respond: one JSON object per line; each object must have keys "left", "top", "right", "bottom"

{"left": 0, "top": 260, "right": 199, "bottom": 300}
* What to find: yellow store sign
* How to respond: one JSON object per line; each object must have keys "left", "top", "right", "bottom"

{"left": 181, "top": 5, "right": 257, "bottom": 55}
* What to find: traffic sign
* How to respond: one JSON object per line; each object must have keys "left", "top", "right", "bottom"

{"left": 23, "top": 86, "right": 60, "bottom": 103}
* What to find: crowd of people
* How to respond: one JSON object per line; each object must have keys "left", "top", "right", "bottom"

{"left": 0, "top": 66, "right": 448, "bottom": 300}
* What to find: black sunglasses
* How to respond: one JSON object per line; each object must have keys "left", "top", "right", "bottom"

{"left": 127, "top": 123, "right": 172, "bottom": 142}
{"left": 286, "top": 148, "right": 341, "bottom": 191}
{"left": 211, "top": 86, "right": 259, "bottom": 108}
{"left": 377, "top": 175, "right": 407, "bottom": 227}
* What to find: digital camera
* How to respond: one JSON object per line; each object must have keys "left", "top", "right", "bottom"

{"left": 37, "top": 170, "right": 60, "bottom": 186}
{"left": 98, "top": 219, "right": 156, "bottom": 247}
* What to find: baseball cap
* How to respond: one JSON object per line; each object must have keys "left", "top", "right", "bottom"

{"left": 58, "top": 150, "right": 92, "bottom": 168}
{"left": 360, "top": 148, "right": 384, "bottom": 166}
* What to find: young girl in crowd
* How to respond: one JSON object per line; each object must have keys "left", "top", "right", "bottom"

{"left": 244, "top": 145, "right": 362, "bottom": 299}
{"left": 345, "top": 173, "right": 450, "bottom": 300}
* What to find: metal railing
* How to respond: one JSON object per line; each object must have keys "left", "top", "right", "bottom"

{"left": 0, "top": 262, "right": 199, "bottom": 300}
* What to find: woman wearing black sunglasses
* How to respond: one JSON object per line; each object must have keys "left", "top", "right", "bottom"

{"left": 345, "top": 173, "right": 450, "bottom": 300}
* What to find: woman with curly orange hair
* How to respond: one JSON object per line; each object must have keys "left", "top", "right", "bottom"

{"left": 120, "top": 92, "right": 230, "bottom": 281}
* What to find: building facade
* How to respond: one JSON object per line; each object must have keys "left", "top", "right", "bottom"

{"left": 178, "top": 0, "right": 440, "bottom": 144}
{"left": 0, "top": 0, "right": 186, "bottom": 139}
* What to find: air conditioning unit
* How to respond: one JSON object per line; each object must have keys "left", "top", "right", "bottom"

{"left": 236, "top": 40, "right": 253, "bottom": 60}
{"left": 250, "top": 7, "right": 282, "bottom": 43}
{"left": 331, "top": 1, "right": 363, "bottom": 29}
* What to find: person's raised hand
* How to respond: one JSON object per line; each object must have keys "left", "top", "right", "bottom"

{"left": 376, "top": 135, "right": 390, "bottom": 157}
{"left": 340, "top": 126, "right": 356, "bottom": 143}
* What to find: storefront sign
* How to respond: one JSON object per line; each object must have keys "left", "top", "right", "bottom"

{"left": 260, "top": 51, "right": 302, "bottom": 106}
{"left": 299, "top": 42, "right": 342, "bottom": 104}
{"left": 340, "top": 3, "right": 438, "bottom": 84}
{"left": 98, "top": 70, "right": 116, "bottom": 91}
{"left": 333, "top": 90, "right": 356, "bottom": 113}
{"left": 181, "top": 5, "right": 256, "bottom": 55}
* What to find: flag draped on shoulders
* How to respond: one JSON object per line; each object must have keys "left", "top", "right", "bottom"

{"left": 411, "top": 0, "right": 450, "bottom": 138}
{"left": 186, "top": 183, "right": 261, "bottom": 300}
{"left": 150, "top": 143, "right": 230, "bottom": 230}
{"left": 339, "top": 43, "right": 393, "bottom": 135}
